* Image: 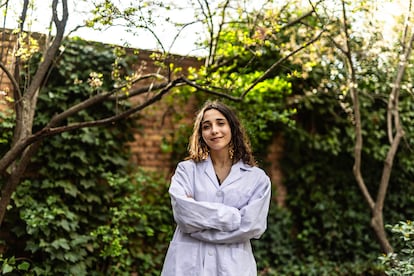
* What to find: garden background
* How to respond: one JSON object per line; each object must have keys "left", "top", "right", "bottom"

{"left": 0, "top": 0, "right": 413, "bottom": 275}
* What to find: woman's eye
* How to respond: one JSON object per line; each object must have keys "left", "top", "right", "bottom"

{"left": 202, "top": 125, "right": 210, "bottom": 130}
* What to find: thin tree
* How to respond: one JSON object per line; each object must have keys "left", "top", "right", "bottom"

{"left": 309, "top": 0, "right": 413, "bottom": 253}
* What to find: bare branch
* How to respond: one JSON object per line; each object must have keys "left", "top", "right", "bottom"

{"left": 387, "top": 32, "right": 414, "bottom": 143}
{"left": 0, "top": 77, "right": 186, "bottom": 172}
{"left": 47, "top": 76, "right": 171, "bottom": 128}
{"left": 167, "top": 20, "right": 201, "bottom": 55}
{"left": 210, "top": 8, "right": 317, "bottom": 73}
{"left": 142, "top": 25, "right": 167, "bottom": 54}
{"left": 0, "top": 140, "right": 41, "bottom": 225}
{"left": 199, "top": 0, "right": 216, "bottom": 66}
{"left": 338, "top": 0, "right": 375, "bottom": 209}
{"left": 181, "top": 77, "right": 242, "bottom": 101}
{"left": 43, "top": 78, "right": 185, "bottom": 135}
{"left": 376, "top": 131, "right": 404, "bottom": 214}
{"left": 209, "top": 0, "right": 231, "bottom": 66}
{"left": 26, "top": 0, "right": 68, "bottom": 101}
{"left": 281, "top": 8, "right": 316, "bottom": 30}
{"left": 0, "top": 1, "right": 10, "bottom": 9}
{"left": 400, "top": 0, "right": 412, "bottom": 53}
{"left": 351, "top": 84, "right": 375, "bottom": 210}
{"left": 110, "top": 81, "right": 170, "bottom": 100}
{"left": 13, "top": 0, "right": 29, "bottom": 93}
{"left": 10, "top": 0, "right": 28, "bottom": 147}
{"left": 241, "top": 30, "right": 324, "bottom": 98}
{"left": 307, "top": 0, "right": 348, "bottom": 55}
{"left": 380, "top": 32, "right": 414, "bottom": 212}
{"left": 0, "top": 62, "right": 21, "bottom": 96}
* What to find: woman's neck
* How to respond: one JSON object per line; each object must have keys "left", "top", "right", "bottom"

{"left": 210, "top": 150, "right": 232, "bottom": 167}
{"left": 210, "top": 150, "right": 232, "bottom": 185}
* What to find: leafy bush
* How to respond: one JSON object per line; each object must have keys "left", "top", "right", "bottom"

{"left": 91, "top": 170, "right": 173, "bottom": 275}
{"left": 379, "top": 220, "right": 414, "bottom": 275}
{"left": 252, "top": 194, "right": 384, "bottom": 276}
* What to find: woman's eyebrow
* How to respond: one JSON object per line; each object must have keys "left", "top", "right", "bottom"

{"left": 202, "top": 117, "right": 226, "bottom": 124}
{"left": 214, "top": 118, "right": 226, "bottom": 123}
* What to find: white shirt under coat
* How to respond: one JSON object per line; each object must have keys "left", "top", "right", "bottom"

{"left": 161, "top": 156, "right": 272, "bottom": 276}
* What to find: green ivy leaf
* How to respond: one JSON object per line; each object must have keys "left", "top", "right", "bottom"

{"left": 51, "top": 238, "right": 71, "bottom": 250}
{"left": 17, "top": 261, "right": 31, "bottom": 271}
{"left": 2, "top": 263, "right": 13, "bottom": 274}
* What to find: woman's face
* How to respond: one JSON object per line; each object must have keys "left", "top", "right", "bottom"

{"left": 201, "top": 109, "right": 232, "bottom": 153}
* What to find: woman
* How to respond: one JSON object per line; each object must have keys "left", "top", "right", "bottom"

{"left": 161, "top": 100, "right": 271, "bottom": 276}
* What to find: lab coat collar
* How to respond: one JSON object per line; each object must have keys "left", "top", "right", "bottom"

{"left": 203, "top": 155, "right": 252, "bottom": 187}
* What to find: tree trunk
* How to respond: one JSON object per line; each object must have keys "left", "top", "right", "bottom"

{"left": 0, "top": 143, "right": 39, "bottom": 226}
{"left": 371, "top": 212, "right": 393, "bottom": 253}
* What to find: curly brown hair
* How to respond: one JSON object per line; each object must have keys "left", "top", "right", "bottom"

{"left": 187, "top": 100, "right": 256, "bottom": 166}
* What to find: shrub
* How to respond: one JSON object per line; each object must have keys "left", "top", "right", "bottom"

{"left": 379, "top": 220, "right": 414, "bottom": 275}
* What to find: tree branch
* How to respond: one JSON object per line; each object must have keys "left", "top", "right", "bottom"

{"left": 0, "top": 77, "right": 186, "bottom": 172}
{"left": 387, "top": 32, "right": 414, "bottom": 143}
{"left": 42, "top": 78, "right": 185, "bottom": 136}
{"left": 10, "top": 0, "right": 28, "bottom": 148}
{"left": 307, "top": 0, "right": 348, "bottom": 56}
{"left": 48, "top": 78, "right": 171, "bottom": 128}
{"left": 0, "top": 61, "right": 21, "bottom": 96}
{"left": 241, "top": 30, "right": 324, "bottom": 98}
{"left": 339, "top": 0, "right": 375, "bottom": 209}
{"left": 26, "top": 0, "right": 68, "bottom": 101}
{"left": 0, "top": 141, "right": 41, "bottom": 226}
{"left": 210, "top": 7, "right": 317, "bottom": 73}
{"left": 180, "top": 77, "right": 242, "bottom": 101}
{"left": 379, "top": 31, "right": 413, "bottom": 214}
{"left": 281, "top": 8, "right": 316, "bottom": 30}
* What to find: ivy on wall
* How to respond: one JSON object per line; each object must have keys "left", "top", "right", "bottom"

{"left": 0, "top": 38, "right": 173, "bottom": 275}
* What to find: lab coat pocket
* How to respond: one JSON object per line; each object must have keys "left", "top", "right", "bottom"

{"left": 162, "top": 241, "right": 199, "bottom": 276}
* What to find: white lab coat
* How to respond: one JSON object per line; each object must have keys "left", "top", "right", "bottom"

{"left": 161, "top": 156, "right": 271, "bottom": 276}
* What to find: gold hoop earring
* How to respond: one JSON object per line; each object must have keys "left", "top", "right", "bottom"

{"left": 229, "top": 142, "right": 234, "bottom": 160}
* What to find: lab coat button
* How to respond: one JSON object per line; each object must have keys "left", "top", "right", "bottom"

{"left": 216, "top": 190, "right": 223, "bottom": 197}
{"left": 208, "top": 250, "right": 214, "bottom": 256}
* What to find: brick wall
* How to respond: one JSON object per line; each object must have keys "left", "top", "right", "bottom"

{"left": 266, "top": 134, "right": 286, "bottom": 207}
{"left": 0, "top": 32, "right": 15, "bottom": 111}
{"left": 121, "top": 48, "right": 203, "bottom": 175}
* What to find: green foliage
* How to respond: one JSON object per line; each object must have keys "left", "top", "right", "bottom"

{"left": 0, "top": 37, "right": 173, "bottom": 275}
{"left": 91, "top": 170, "right": 173, "bottom": 275}
{"left": 379, "top": 221, "right": 414, "bottom": 275}
{"left": 252, "top": 204, "right": 295, "bottom": 271}
{"left": 226, "top": 76, "right": 295, "bottom": 155}
{"left": 4, "top": 169, "right": 173, "bottom": 275}
{"left": 2, "top": 37, "right": 133, "bottom": 275}
{"left": 0, "top": 107, "right": 14, "bottom": 153}
{"left": 0, "top": 255, "right": 31, "bottom": 275}
{"left": 253, "top": 196, "right": 385, "bottom": 276}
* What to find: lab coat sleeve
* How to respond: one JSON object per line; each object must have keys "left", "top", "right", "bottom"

{"left": 190, "top": 173, "right": 271, "bottom": 244}
{"left": 169, "top": 162, "right": 241, "bottom": 234}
